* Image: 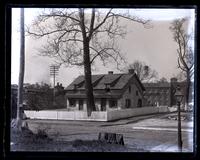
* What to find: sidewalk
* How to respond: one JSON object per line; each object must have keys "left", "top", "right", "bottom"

{"left": 132, "top": 126, "right": 193, "bottom": 132}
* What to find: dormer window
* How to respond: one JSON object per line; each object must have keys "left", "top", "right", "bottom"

{"left": 105, "top": 83, "right": 111, "bottom": 92}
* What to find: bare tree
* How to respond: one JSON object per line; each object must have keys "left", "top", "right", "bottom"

{"left": 16, "top": 8, "right": 25, "bottom": 129}
{"left": 27, "top": 8, "right": 149, "bottom": 116}
{"left": 170, "top": 18, "right": 194, "bottom": 109}
{"left": 175, "top": 71, "right": 187, "bottom": 82}
{"left": 125, "top": 60, "right": 158, "bottom": 83}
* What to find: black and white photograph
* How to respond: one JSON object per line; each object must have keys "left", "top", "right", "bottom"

{"left": 10, "top": 7, "right": 195, "bottom": 152}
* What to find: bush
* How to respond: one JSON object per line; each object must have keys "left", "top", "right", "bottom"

{"left": 36, "top": 129, "right": 49, "bottom": 139}
{"left": 11, "top": 87, "right": 18, "bottom": 119}
{"left": 24, "top": 83, "right": 66, "bottom": 110}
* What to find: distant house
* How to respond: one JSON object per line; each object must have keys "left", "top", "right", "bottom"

{"left": 65, "top": 69, "right": 145, "bottom": 111}
{"left": 143, "top": 78, "right": 192, "bottom": 109}
{"left": 143, "top": 82, "right": 171, "bottom": 107}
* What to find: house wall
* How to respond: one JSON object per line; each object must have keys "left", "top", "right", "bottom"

{"left": 143, "top": 87, "right": 171, "bottom": 106}
{"left": 67, "top": 98, "right": 118, "bottom": 111}
{"left": 118, "top": 82, "right": 143, "bottom": 109}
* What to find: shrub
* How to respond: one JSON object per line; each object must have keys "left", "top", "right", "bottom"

{"left": 24, "top": 83, "right": 66, "bottom": 110}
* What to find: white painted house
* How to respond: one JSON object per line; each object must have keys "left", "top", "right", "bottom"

{"left": 65, "top": 69, "right": 145, "bottom": 112}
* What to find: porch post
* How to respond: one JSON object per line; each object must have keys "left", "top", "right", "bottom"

{"left": 76, "top": 100, "right": 79, "bottom": 110}
{"left": 66, "top": 99, "right": 69, "bottom": 108}
{"left": 83, "top": 100, "right": 87, "bottom": 111}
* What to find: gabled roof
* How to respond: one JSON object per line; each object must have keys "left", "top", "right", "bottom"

{"left": 143, "top": 82, "right": 171, "bottom": 88}
{"left": 65, "top": 73, "right": 145, "bottom": 91}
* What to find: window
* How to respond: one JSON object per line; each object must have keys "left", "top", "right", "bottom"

{"left": 69, "top": 99, "right": 76, "bottom": 107}
{"left": 101, "top": 99, "right": 106, "bottom": 111}
{"left": 129, "top": 86, "right": 131, "bottom": 93}
{"left": 79, "top": 100, "right": 83, "bottom": 110}
{"left": 109, "top": 100, "right": 117, "bottom": 108}
{"left": 105, "top": 87, "right": 110, "bottom": 92}
{"left": 125, "top": 99, "right": 131, "bottom": 108}
{"left": 137, "top": 99, "right": 142, "bottom": 107}
{"left": 136, "top": 90, "right": 138, "bottom": 96}
{"left": 105, "top": 84, "right": 111, "bottom": 92}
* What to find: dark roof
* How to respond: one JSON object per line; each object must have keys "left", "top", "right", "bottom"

{"left": 65, "top": 73, "right": 143, "bottom": 90}
{"left": 143, "top": 82, "right": 170, "bottom": 88}
{"left": 65, "top": 93, "right": 121, "bottom": 99}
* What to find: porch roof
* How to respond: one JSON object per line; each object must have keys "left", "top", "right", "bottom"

{"left": 65, "top": 93, "right": 121, "bottom": 99}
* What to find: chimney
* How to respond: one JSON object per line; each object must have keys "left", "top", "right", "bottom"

{"left": 128, "top": 69, "right": 135, "bottom": 74}
{"left": 108, "top": 71, "right": 113, "bottom": 74}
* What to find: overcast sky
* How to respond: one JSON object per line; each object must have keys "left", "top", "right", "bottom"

{"left": 11, "top": 8, "right": 195, "bottom": 87}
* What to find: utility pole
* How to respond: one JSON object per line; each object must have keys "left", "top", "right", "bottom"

{"left": 16, "top": 8, "right": 25, "bottom": 129}
{"left": 50, "top": 65, "right": 59, "bottom": 106}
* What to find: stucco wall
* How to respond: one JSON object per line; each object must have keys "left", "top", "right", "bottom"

{"left": 118, "top": 82, "right": 143, "bottom": 109}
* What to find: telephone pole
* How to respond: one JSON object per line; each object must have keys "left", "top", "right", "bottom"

{"left": 50, "top": 65, "right": 59, "bottom": 106}
{"left": 17, "top": 8, "right": 25, "bottom": 129}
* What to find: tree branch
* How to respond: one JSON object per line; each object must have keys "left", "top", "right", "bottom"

{"left": 92, "top": 9, "right": 113, "bottom": 34}
{"left": 40, "top": 12, "right": 81, "bottom": 23}
{"left": 27, "top": 28, "right": 81, "bottom": 37}
{"left": 88, "top": 9, "right": 95, "bottom": 40}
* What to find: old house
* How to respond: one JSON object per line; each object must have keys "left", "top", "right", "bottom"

{"left": 65, "top": 69, "right": 145, "bottom": 111}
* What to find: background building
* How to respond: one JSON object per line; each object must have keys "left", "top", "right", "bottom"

{"left": 143, "top": 78, "right": 192, "bottom": 109}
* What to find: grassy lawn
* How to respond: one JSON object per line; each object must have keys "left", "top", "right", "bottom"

{"left": 11, "top": 125, "right": 144, "bottom": 152}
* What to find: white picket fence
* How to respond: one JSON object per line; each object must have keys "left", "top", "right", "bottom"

{"left": 24, "top": 106, "right": 170, "bottom": 121}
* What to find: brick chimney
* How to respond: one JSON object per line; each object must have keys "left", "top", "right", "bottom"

{"left": 128, "top": 69, "right": 135, "bottom": 74}
{"left": 108, "top": 71, "right": 113, "bottom": 74}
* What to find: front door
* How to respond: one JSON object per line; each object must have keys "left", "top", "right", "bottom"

{"left": 137, "top": 99, "right": 142, "bottom": 107}
{"left": 101, "top": 99, "right": 106, "bottom": 111}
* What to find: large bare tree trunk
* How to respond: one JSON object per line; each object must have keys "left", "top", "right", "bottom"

{"left": 79, "top": 9, "right": 96, "bottom": 117}
{"left": 16, "top": 8, "right": 25, "bottom": 129}
{"left": 83, "top": 38, "right": 96, "bottom": 117}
